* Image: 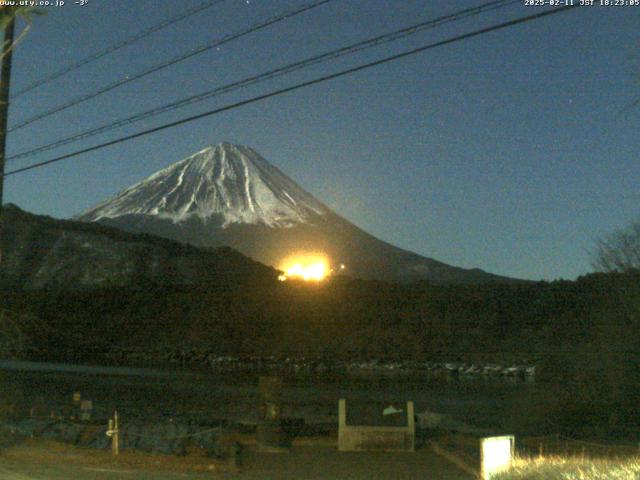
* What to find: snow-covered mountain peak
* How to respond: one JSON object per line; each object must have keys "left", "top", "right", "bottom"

{"left": 77, "top": 142, "right": 329, "bottom": 228}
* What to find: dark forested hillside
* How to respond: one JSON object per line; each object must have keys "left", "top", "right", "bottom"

{"left": 1, "top": 271, "right": 637, "bottom": 366}
{"left": 1, "top": 270, "right": 638, "bottom": 435}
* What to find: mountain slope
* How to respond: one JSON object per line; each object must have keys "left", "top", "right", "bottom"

{"left": 78, "top": 142, "right": 519, "bottom": 284}
{"left": 80, "top": 143, "right": 328, "bottom": 228}
{"left": 0, "top": 203, "right": 276, "bottom": 290}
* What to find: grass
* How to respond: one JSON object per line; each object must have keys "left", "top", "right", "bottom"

{"left": 493, "top": 454, "right": 640, "bottom": 480}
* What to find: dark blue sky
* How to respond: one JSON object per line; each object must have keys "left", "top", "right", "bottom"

{"left": 4, "top": 0, "right": 639, "bottom": 281}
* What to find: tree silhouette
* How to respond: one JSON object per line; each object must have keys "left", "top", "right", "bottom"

{"left": 592, "top": 220, "right": 640, "bottom": 273}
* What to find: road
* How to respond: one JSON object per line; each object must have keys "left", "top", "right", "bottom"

{"left": 0, "top": 445, "right": 474, "bottom": 479}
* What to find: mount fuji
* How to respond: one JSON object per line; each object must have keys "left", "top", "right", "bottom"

{"left": 77, "top": 142, "right": 515, "bottom": 284}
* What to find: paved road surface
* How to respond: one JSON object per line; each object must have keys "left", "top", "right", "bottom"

{"left": 0, "top": 446, "right": 474, "bottom": 479}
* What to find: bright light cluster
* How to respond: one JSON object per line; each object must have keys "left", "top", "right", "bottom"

{"left": 285, "top": 262, "right": 327, "bottom": 281}
{"left": 278, "top": 253, "right": 342, "bottom": 282}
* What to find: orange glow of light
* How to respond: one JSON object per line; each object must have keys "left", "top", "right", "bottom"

{"left": 278, "top": 254, "right": 330, "bottom": 282}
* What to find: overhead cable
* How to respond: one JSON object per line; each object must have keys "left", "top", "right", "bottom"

{"left": 7, "top": 0, "right": 519, "bottom": 163}
{"left": 2, "top": 4, "right": 579, "bottom": 179}
{"left": 8, "top": 0, "right": 335, "bottom": 132}
{"left": 13, "top": 0, "right": 228, "bottom": 98}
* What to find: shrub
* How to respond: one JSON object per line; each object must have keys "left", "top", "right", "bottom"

{"left": 0, "top": 309, "right": 30, "bottom": 360}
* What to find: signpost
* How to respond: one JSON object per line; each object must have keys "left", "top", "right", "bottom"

{"left": 106, "top": 411, "right": 120, "bottom": 456}
{"left": 257, "top": 376, "right": 286, "bottom": 452}
{"left": 480, "top": 435, "right": 514, "bottom": 479}
{"left": 80, "top": 399, "right": 93, "bottom": 421}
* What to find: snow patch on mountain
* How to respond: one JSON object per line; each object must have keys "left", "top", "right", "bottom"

{"left": 78, "top": 143, "right": 329, "bottom": 228}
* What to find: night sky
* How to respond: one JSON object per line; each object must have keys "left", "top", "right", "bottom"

{"left": 3, "top": 0, "right": 639, "bottom": 281}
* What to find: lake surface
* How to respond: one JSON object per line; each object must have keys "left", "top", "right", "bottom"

{"left": 1, "top": 360, "right": 531, "bottom": 431}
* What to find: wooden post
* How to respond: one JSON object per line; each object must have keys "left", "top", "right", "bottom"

{"left": 407, "top": 401, "right": 415, "bottom": 452}
{"left": 107, "top": 411, "right": 120, "bottom": 456}
{"left": 79, "top": 399, "right": 92, "bottom": 421}
{"left": 108, "top": 418, "right": 113, "bottom": 448}
{"left": 338, "top": 399, "right": 346, "bottom": 430}
{"left": 113, "top": 411, "right": 119, "bottom": 456}
{"left": 257, "top": 376, "right": 284, "bottom": 451}
{"left": 0, "top": 17, "right": 15, "bottom": 266}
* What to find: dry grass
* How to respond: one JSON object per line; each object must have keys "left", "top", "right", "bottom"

{"left": 493, "top": 454, "right": 640, "bottom": 480}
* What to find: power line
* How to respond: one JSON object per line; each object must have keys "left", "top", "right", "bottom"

{"left": 6, "top": 0, "right": 519, "bottom": 164}
{"left": 7, "top": 0, "right": 335, "bottom": 132}
{"left": 2, "top": 4, "right": 579, "bottom": 179}
{"left": 12, "top": 0, "right": 228, "bottom": 99}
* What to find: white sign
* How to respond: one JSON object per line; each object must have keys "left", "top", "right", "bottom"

{"left": 481, "top": 435, "right": 514, "bottom": 479}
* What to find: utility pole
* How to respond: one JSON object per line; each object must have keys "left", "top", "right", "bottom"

{"left": 0, "top": 16, "right": 15, "bottom": 265}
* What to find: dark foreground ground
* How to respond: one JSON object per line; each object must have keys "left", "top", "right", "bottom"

{"left": 0, "top": 440, "right": 473, "bottom": 480}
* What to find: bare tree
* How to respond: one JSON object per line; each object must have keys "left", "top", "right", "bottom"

{"left": 592, "top": 220, "right": 640, "bottom": 273}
